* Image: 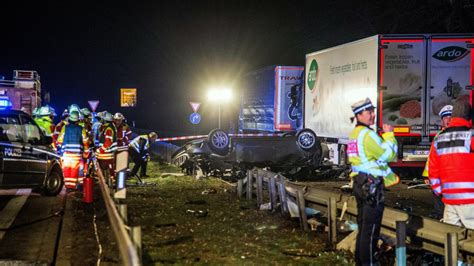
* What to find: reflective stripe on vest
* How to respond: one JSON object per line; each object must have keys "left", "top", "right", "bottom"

{"left": 442, "top": 182, "right": 474, "bottom": 189}
{"left": 130, "top": 135, "right": 149, "bottom": 153}
{"left": 352, "top": 127, "right": 394, "bottom": 178}
{"left": 443, "top": 192, "right": 474, "bottom": 200}
{"left": 435, "top": 130, "right": 471, "bottom": 155}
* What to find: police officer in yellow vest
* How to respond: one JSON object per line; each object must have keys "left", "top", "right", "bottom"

{"left": 129, "top": 132, "right": 158, "bottom": 178}
{"left": 347, "top": 97, "right": 399, "bottom": 266}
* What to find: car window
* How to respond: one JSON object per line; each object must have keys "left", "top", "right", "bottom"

{"left": 20, "top": 115, "right": 43, "bottom": 145}
{"left": 0, "top": 114, "right": 23, "bottom": 142}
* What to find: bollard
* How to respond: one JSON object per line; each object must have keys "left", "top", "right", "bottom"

{"left": 296, "top": 190, "right": 309, "bottom": 231}
{"left": 445, "top": 232, "right": 458, "bottom": 266}
{"left": 396, "top": 221, "right": 407, "bottom": 266}
{"left": 277, "top": 182, "right": 288, "bottom": 215}
{"left": 256, "top": 174, "right": 263, "bottom": 208}
{"left": 82, "top": 177, "right": 94, "bottom": 203}
{"left": 246, "top": 170, "right": 253, "bottom": 200}
{"left": 328, "top": 197, "right": 337, "bottom": 247}
{"left": 130, "top": 226, "right": 142, "bottom": 263}
{"left": 118, "top": 204, "right": 128, "bottom": 224}
{"left": 237, "top": 179, "right": 243, "bottom": 198}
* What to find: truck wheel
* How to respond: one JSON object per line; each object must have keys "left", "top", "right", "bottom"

{"left": 42, "top": 170, "right": 64, "bottom": 196}
{"left": 296, "top": 129, "right": 318, "bottom": 151}
{"left": 208, "top": 129, "right": 230, "bottom": 155}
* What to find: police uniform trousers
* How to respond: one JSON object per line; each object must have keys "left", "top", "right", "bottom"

{"left": 353, "top": 173, "right": 384, "bottom": 266}
{"left": 129, "top": 148, "right": 147, "bottom": 177}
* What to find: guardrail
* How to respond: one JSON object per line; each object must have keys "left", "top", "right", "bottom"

{"left": 93, "top": 158, "right": 141, "bottom": 265}
{"left": 238, "top": 168, "right": 474, "bottom": 264}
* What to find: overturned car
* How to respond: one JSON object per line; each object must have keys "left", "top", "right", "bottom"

{"left": 172, "top": 128, "right": 323, "bottom": 178}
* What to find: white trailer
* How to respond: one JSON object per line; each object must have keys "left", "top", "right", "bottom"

{"left": 304, "top": 34, "right": 473, "bottom": 169}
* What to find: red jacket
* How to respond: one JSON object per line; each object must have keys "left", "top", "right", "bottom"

{"left": 428, "top": 117, "right": 474, "bottom": 205}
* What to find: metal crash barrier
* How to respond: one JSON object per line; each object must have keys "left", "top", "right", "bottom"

{"left": 93, "top": 148, "right": 142, "bottom": 266}
{"left": 238, "top": 168, "right": 474, "bottom": 264}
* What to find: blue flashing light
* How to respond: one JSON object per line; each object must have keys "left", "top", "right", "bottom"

{"left": 0, "top": 97, "right": 12, "bottom": 110}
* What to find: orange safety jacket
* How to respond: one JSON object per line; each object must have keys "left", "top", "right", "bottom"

{"left": 116, "top": 123, "right": 132, "bottom": 147}
{"left": 96, "top": 122, "right": 117, "bottom": 160}
{"left": 428, "top": 117, "right": 474, "bottom": 205}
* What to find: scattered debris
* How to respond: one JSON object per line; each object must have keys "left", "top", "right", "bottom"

{"left": 259, "top": 202, "right": 271, "bottom": 210}
{"left": 185, "top": 209, "right": 208, "bottom": 218}
{"left": 201, "top": 188, "right": 217, "bottom": 195}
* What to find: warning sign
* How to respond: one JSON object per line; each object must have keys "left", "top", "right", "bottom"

{"left": 120, "top": 88, "right": 137, "bottom": 107}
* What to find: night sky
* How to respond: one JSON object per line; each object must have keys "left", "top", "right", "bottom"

{"left": 1, "top": 0, "right": 473, "bottom": 137}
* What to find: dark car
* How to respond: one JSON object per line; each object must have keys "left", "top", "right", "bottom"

{"left": 0, "top": 109, "right": 63, "bottom": 196}
{"left": 172, "top": 128, "right": 322, "bottom": 178}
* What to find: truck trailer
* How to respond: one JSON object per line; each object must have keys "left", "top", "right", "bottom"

{"left": 304, "top": 34, "right": 473, "bottom": 169}
{"left": 239, "top": 66, "right": 304, "bottom": 133}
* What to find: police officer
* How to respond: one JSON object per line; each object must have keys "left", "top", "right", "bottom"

{"left": 422, "top": 104, "right": 452, "bottom": 219}
{"left": 129, "top": 132, "right": 158, "bottom": 178}
{"left": 347, "top": 98, "right": 399, "bottom": 265}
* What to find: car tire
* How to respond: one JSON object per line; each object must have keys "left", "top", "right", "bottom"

{"left": 42, "top": 170, "right": 64, "bottom": 196}
{"left": 208, "top": 129, "right": 230, "bottom": 156}
{"left": 296, "top": 128, "right": 318, "bottom": 151}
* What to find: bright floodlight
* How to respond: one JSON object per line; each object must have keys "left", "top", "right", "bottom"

{"left": 207, "top": 88, "right": 232, "bottom": 102}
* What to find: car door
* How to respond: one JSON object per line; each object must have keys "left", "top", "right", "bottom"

{"left": 0, "top": 113, "right": 29, "bottom": 187}
{"left": 20, "top": 114, "right": 49, "bottom": 185}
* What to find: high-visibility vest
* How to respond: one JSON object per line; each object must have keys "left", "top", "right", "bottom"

{"left": 97, "top": 123, "right": 117, "bottom": 160}
{"left": 129, "top": 135, "right": 150, "bottom": 154}
{"left": 428, "top": 117, "right": 474, "bottom": 205}
{"left": 34, "top": 116, "right": 54, "bottom": 136}
{"left": 347, "top": 124, "right": 399, "bottom": 187}
{"left": 57, "top": 123, "right": 89, "bottom": 154}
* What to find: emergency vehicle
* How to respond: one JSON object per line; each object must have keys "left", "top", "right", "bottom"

{"left": 0, "top": 106, "right": 63, "bottom": 196}
{"left": 0, "top": 70, "right": 41, "bottom": 115}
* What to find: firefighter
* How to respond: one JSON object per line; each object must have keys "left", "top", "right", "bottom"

{"left": 34, "top": 106, "right": 56, "bottom": 136}
{"left": 129, "top": 132, "right": 158, "bottom": 178}
{"left": 428, "top": 101, "right": 474, "bottom": 229}
{"left": 96, "top": 111, "right": 117, "bottom": 182}
{"left": 114, "top": 112, "right": 133, "bottom": 148}
{"left": 347, "top": 98, "right": 399, "bottom": 265}
{"left": 53, "top": 109, "right": 69, "bottom": 153}
{"left": 56, "top": 111, "right": 89, "bottom": 190}
{"left": 422, "top": 104, "right": 452, "bottom": 219}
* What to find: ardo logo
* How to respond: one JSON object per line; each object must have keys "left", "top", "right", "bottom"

{"left": 432, "top": 46, "right": 469, "bottom": 62}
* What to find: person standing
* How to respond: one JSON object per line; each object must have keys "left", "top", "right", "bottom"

{"left": 34, "top": 106, "right": 56, "bottom": 137}
{"left": 422, "top": 104, "right": 453, "bottom": 219}
{"left": 96, "top": 112, "right": 117, "bottom": 181}
{"left": 114, "top": 112, "right": 133, "bottom": 148}
{"left": 428, "top": 101, "right": 474, "bottom": 229}
{"left": 347, "top": 98, "right": 399, "bottom": 265}
{"left": 129, "top": 132, "right": 157, "bottom": 178}
{"left": 56, "top": 111, "right": 89, "bottom": 190}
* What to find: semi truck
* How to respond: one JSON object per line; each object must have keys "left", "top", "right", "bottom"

{"left": 239, "top": 66, "right": 304, "bottom": 133}
{"left": 304, "top": 34, "right": 473, "bottom": 169}
{"left": 0, "top": 70, "right": 41, "bottom": 115}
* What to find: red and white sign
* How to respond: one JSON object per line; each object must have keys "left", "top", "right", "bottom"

{"left": 88, "top": 100, "right": 100, "bottom": 112}
{"left": 189, "top": 102, "right": 201, "bottom": 113}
